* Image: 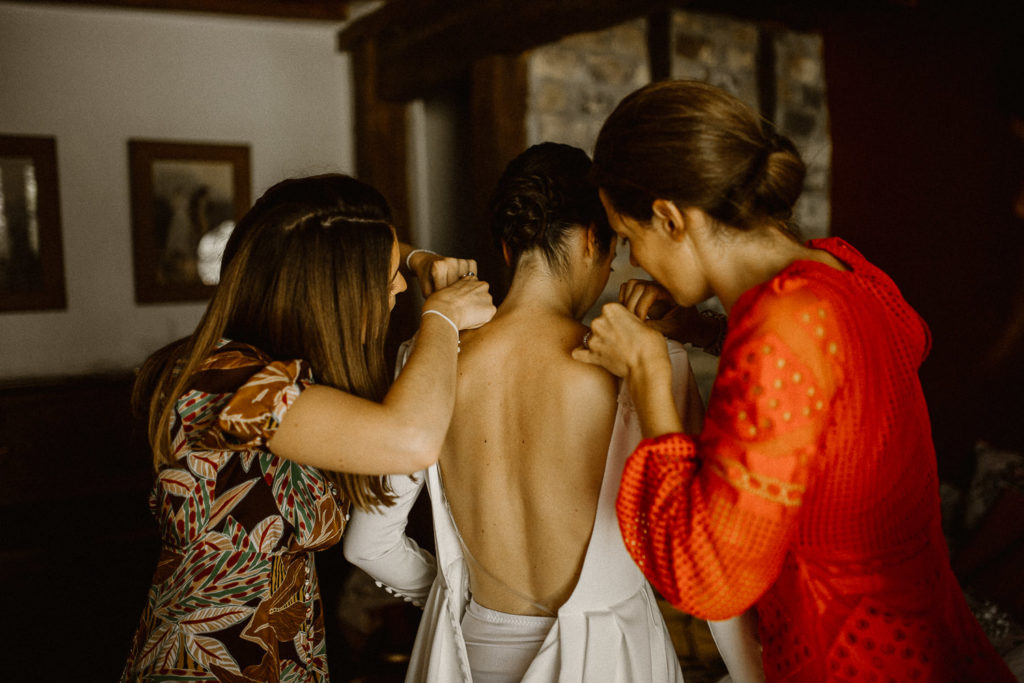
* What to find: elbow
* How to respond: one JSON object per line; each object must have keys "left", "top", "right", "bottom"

{"left": 390, "top": 424, "right": 443, "bottom": 474}
{"left": 342, "top": 524, "right": 389, "bottom": 568}
{"left": 402, "top": 444, "right": 441, "bottom": 474}
{"left": 342, "top": 539, "right": 362, "bottom": 566}
{"left": 342, "top": 536, "right": 372, "bottom": 568}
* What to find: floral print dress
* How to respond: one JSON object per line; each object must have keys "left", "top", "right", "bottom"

{"left": 123, "top": 340, "right": 348, "bottom": 682}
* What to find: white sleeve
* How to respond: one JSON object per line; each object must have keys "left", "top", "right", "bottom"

{"left": 707, "top": 611, "right": 766, "bottom": 683}
{"left": 342, "top": 470, "right": 437, "bottom": 607}
{"left": 342, "top": 336, "right": 437, "bottom": 605}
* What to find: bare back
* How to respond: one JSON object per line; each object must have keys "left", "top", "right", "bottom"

{"left": 440, "top": 307, "right": 618, "bottom": 616}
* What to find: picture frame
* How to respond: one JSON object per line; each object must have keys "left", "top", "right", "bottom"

{"left": 128, "top": 139, "right": 250, "bottom": 303}
{"left": 0, "top": 134, "right": 67, "bottom": 313}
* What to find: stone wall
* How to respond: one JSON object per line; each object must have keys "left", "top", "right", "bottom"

{"left": 525, "top": 18, "right": 650, "bottom": 154}
{"left": 773, "top": 30, "right": 830, "bottom": 239}
{"left": 524, "top": 19, "right": 653, "bottom": 320}
{"left": 668, "top": 11, "right": 830, "bottom": 240}
{"left": 669, "top": 11, "right": 761, "bottom": 110}
{"left": 524, "top": 10, "right": 831, "bottom": 240}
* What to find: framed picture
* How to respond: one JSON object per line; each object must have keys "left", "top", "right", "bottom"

{"left": 0, "top": 134, "right": 66, "bottom": 313}
{"left": 128, "top": 139, "right": 250, "bottom": 303}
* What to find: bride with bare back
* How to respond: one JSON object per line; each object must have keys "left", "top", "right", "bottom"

{"left": 344, "top": 143, "right": 755, "bottom": 682}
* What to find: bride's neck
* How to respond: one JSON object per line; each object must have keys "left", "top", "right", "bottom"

{"left": 500, "top": 259, "right": 576, "bottom": 319}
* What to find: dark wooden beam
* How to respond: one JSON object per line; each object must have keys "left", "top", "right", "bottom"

{"left": 647, "top": 10, "right": 673, "bottom": 82}
{"left": 338, "top": 0, "right": 1003, "bottom": 103}
{"left": 7, "top": 0, "right": 355, "bottom": 20}
{"left": 338, "top": 0, "right": 677, "bottom": 102}
{"left": 351, "top": 38, "right": 410, "bottom": 238}
{"left": 468, "top": 53, "right": 528, "bottom": 300}
{"left": 350, "top": 36, "right": 417, "bottom": 362}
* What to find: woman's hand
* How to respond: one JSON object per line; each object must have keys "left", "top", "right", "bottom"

{"left": 572, "top": 302, "right": 669, "bottom": 380}
{"left": 619, "top": 279, "right": 726, "bottom": 353}
{"left": 422, "top": 275, "right": 496, "bottom": 330}
{"left": 408, "top": 249, "right": 478, "bottom": 297}
{"left": 619, "top": 279, "right": 701, "bottom": 343}
{"left": 572, "top": 302, "right": 681, "bottom": 438}
{"left": 619, "top": 278, "right": 677, "bottom": 321}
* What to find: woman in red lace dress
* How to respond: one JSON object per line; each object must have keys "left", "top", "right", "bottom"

{"left": 122, "top": 174, "right": 494, "bottom": 681}
{"left": 574, "top": 80, "right": 1015, "bottom": 682}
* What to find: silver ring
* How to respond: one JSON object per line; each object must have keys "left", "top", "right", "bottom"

{"left": 582, "top": 330, "right": 592, "bottom": 350}
{"left": 462, "top": 271, "right": 476, "bottom": 278}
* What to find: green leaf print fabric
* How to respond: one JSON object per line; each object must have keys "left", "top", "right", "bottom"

{"left": 122, "top": 340, "right": 348, "bottom": 682}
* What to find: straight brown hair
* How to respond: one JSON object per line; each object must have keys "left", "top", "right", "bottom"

{"left": 133, "top": 174, "right": 398, "bottom": 511}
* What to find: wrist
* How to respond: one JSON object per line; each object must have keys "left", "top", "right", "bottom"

{"left": 627, "top": 344, "right": 681, "bottom": 438}
{"left": 698, "top": 309, "right": 727, "bottom": 355}
{"left": 421, "top": 300, "right": 460, "bottom": 329}
{"left": 626, "top": 341, "right": 671, "bottom": 395}
{"left": 406, "top": 248, "right": 438, "bottom": 274}
{"left": 421, "top": 309, "right": 461, "bottom": 352}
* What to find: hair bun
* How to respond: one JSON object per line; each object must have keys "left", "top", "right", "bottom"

{"left": 496, "top": 190, "right": 549, "bottom": 250}
{"left": 753, "top": 136, "right": 804, "bottom": 222}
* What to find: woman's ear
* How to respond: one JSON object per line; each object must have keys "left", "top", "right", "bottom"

{"left": 583, "top": 223, "right": 600, "bottom": 259}
{"left": 651, "top": 199, "right": 688, "bottom": 242}
{"left": 501, "top": 240, "right": 512, "bottom": 266}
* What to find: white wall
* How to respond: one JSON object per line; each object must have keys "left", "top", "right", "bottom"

{"left": 0, "top": 2, "right": 354, "bottom": 379}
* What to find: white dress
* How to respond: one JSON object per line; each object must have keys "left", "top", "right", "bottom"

{"left": 343, "top": 340, "right": 764, "bottom": 683}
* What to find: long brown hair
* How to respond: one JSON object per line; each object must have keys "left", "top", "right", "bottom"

{"left": 133, "top": 174, "right": 398, "bottom": 510}
{"left": 591, "top": 79, "right": 806, "bottom": 236}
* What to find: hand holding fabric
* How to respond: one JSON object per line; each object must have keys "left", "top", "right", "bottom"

{"left": 619, "top": 279, "right": 721, "bottom": 350}
{"left": 573, "top": 302, "right": 681, "bottom": 438}
{"left": 408, "top": 249, "right": 479, "bottom": 297}
{"left": 422, "top": 275, "right": 496, "bottom": 331}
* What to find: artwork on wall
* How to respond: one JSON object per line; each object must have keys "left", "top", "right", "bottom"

{"left": 128, "top": 139, "right": 250, "bottom": 303}
{"left": 0, "top": 134, "right": 66, "bottom": 313}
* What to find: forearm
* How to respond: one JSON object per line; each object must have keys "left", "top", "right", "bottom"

{"left": 344, "top": 473, "right": 436, "bottom": 605}
{"left": 380, "top": 313, "right": 460, "bottom": 457}
{"left": 628, "top": 345, "right": 685, "bottom": 439}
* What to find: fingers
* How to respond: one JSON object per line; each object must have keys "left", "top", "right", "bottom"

{"left": 578, "top": 301, "right": 675, "bottom": 380}
{"left": 644, "top": 316, "right": 678, "bottom": 336}
{"left": 619, "top": 278, "right": 657, "bottom": 303}
{"left": 424, "top": 275, "right": 495, "bottom": 330}
{"left": 572, "top": 336, "right": 613, "bottom": 372}
{"left": 429, "top": 258, "right": 478, "bottom": 293}
{"left": 570, "top": 303, "right": 637, "bottom": 378}
{"left": 571, "top": 346, "right": 598, "bottom": 365}
{"left": 618, "top": 279, "right": 671, "bottom": 320}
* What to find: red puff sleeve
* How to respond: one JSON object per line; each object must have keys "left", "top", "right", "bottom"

{"left": 616, "top": 282, "right": 844, "bottom": 620}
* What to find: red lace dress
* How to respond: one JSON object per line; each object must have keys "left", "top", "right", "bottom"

{"left": 617, "top": 238, "right": 1015, "bottom": 682}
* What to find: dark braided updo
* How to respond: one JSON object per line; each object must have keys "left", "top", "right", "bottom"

{"left": 489, "top": 142, "right": 614, "bottom": 273}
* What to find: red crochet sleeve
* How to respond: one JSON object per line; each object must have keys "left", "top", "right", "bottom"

{"left": 616, "top": 280, "right": 844, "bottom": 620}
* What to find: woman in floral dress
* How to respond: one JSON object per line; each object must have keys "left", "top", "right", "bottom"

{"left": 122, "top": 174, "right": 495, "bottom": 682}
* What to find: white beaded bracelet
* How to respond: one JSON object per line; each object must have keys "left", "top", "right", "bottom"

{"left": 406, "top": 248, "right": 439, "bottom": 271}
{"left": 422, "top": 309, "right": 460, "bottom": 352}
